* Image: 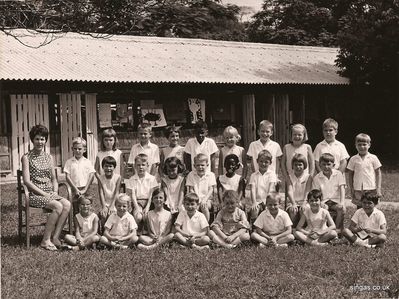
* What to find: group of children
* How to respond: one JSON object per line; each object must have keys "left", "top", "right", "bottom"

{"left": 61, "top": 118, "right": 387, "bottom": 250}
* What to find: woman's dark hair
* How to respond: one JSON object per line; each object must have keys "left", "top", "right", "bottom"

{"left": 29, "top": 124, "right": 49, "bottom": 142}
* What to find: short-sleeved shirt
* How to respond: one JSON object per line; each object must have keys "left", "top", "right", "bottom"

{"left": 96, "top": 149, "right": 123, "bottom": 175}
{"left": 347, "top": 153, "right": 382, "bottom": 191}
{"left": 284, "top": 143, "right": 312, "bottom": 176}
{"left": 249, "top": 170, "right": 277, "bottom": 203}
{"left": 75, "top": 213, "right": 98, "bottom": 238}
{"left": 303, "top": 207, "right": 329, "bottom": 233}
{"left": 211, "top": 207, "right": 249, "bottom": 235}
{"left": 125, "top": 172, "right": 159, "bottom": 199}
{"left": 351, "top": 208, "right": 386, "bottom": 235}
{"left": 253, "top": 209, "right": 292, "bottom": 235}
{"left": 64, "top": 156, "right": 95, "bottom": 188}
{"left": 312, "top": 169, "right": 346, "bottom": 203}
{"left": 186, "top": 171, "right": 216, "bottom": 202}
{"left": 104, "top": 212, "right": 137, "bottom": 237}
{"left": 313, "top": 140, "right": 349, "bottom": 169}
{"left": 175, "top": 210, "right": 209, "bottom": 235}
{"left": 247, "top": 139, "right": 282, "bottom": 173}
{"left": 128, "top": 141, "right": 160, "bottom": 168}
{"left": 162, "top": 145, "right": 185, "bottom": 164}
{"left": 147, "top": 209, "right": 172, "bottom": 237}
{"left": 184, "top": 137, "right": 218, "bottom": 171}
{"left": 289, "top": 172, "right": 310, "bottom": 205}
{"left": 220, "top": 145, "right": 244, "bottom": 175}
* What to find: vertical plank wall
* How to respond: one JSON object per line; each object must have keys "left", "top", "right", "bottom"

{"left": 85, "top": 94, "right": 98, "bottom": 165}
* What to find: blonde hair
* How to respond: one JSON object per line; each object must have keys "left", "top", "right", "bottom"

{"left": 194, "top": 153, "right": 208, "bottom": 164}
{"left": 323, "top": 118, "right": 338, "bottom": 130}
{"left": 72, "top": 137, "right": 87, "bottom": 147}
{"left": 223, "top": 126, "right": 241, "bottom": 141}
{"left": 355, "top": 133, "right": 371, "bottom": 144}
{"left": 116, "top": 193, "right": 131, "bottom": 205}
{"left": 259, "top": 120, "right": 273, "bottom": 130}
{"left": 290, "top": 124, "right": 308, "bottom": 143}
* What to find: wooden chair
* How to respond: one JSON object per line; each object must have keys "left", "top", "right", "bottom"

{"left": 17, "top": 170, "right": 73, "bottom": 248}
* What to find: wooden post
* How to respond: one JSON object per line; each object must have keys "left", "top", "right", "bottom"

{"left": 242, "top": 94, "right": 256, "bottom": 149}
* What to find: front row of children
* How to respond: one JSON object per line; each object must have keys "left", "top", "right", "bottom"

{"left": 63, "top": 186, "right": 387, "bottom": 251}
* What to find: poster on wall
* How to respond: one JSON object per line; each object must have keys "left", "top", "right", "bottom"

{"left": 98, "top": 103, "right": 112, "bottom": 128}
{"left": 188, "top": 98, "right": 205, "bottom": 124}
{"left": 141, "top": 108, "right": 167, "bottom": 127}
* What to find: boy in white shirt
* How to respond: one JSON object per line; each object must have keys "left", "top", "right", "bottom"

{"left": 247, "top": 120, "right": 282, "bottom": 175}
{"left": 128, "top": 123, "right": 160, "bottom": 176}
{"left": 347, "top": 133, "right": 382, "bottom": 209}
{"left": 174, "top": 193, "right": 210, "bottom": 250}
{"left": 313, "top": 118, "right": 349, "bottom": 173}
{"left": 342, "top": 191, "right": 386, "bottom": 248}
{"left": 186, "top": 153, "right": 216, "bottom": 222}
{"left": 99, "top": 194, "right": 138, "bottom": 249}
{"left": 249, "top": 150, "right": 277, "bottom": 221}
{"left": 312, "top": 153, "right": 346, "bottom": 231}
{"left": 64, "top": 137, "right": 96, "bottom": 215}
{"left": 184, "top": 120, "right": 218, "bottom": 173}
{"left": 125, "top": 154, "right": 159, "bottom": 226}
{"left": 251, "top": 193, "right": 294, "bottom": 247}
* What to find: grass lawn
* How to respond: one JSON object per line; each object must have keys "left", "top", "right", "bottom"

{"left": 1, "top": 169, "right": 399, "bottom": 298}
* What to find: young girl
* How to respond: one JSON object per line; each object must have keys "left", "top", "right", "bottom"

{"left": 281, "top": 124, "right": 314, "bottom": 181}
{"left": 64, "top": 195, "right": 100, "bottom": 250}
{"left": 95, "top": 128, "right": 124, "bottom": 177}
{"left": 216, "top": 154, "right": 245, "bottom": 207}
{"left": 218, "top": 126, "right": 247, "bottom": 177}
{"left": 97, "top": 156, "right": 121, "bottom": 228}
{"left": 294, "top": 189, "right": 337, "bottom": 246}
{"left": 137, "top": 188, "right": 174, "bottom": 250}
{"left": 209, "top": 190, "right": 250, "bottom": 249}
{"left": 160, "top": 125, "right": 185, "bottom": 170}
{"left": 286, "top": 153, "right": 313, "bottom": 226}
{"left": 161, "top": 157, "right": 185, "bottom": 221}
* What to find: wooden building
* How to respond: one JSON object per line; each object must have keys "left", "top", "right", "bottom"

{"left": 0, "top": 29, "right": 352, "bottom": 178}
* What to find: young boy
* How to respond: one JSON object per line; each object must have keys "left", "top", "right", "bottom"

{"left": 99, "top": 194, "right": 139, "bottom": 249}
{"left": 125, "top": 154, "right": 159, "bottom": 226}
{"left": 312, "top": 153, "right": 346, "bottom": 231}
{"left": 347, "top": 133, "right": 382, "bottom": 209}
{"left": 183, "top": 120, "right": 218, "bottom": 173}
{"left": 247, "top": 120, "right": 282, "bottom": 175}
{"left": 174, "top": 192, "right": 210, "bottom": 250}
{"left": 342, "top": 191, "right": 386, "bottom": 248}
{"left": 249, "top": 150, "right": 277, "bottom": 221}
{"left": 127, "top": 123, "right": 160, "bottom": 176}
{"left": 251, "top": 193, "right": 294, "bottom": 247}
{"left": 313, "top": 118, "right": 349, "bottom": 173}
{"left": 185, "top": 153, "right": 216, "bottom": 222}
{"left": 63, "top": 137, "right": 96, "bottom": 215}
{"left": 97, "top": 156, "right": 121, "bottom": 228}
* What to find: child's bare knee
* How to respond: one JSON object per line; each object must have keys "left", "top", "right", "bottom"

{"left": 241, "top": 232, "right": 250, "bottom": 242}
{"left": 378, "top": 234, "right": 387, "bottom": 242}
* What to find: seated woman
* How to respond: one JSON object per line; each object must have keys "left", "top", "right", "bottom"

{"left": 21, "top": 124, "right": 71, "bottom": 251}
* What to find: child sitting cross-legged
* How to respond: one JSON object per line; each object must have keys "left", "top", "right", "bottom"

{"left": 174, "top": 193, "right": 211, "bottom": 250}
{"left": 209, "top": 190, "right": 250, "bottom": 249}
{"left": 294, "top": 189, "right": 338, "bottom": 246}
{"left": 342, "top": 191, "right": 386, "bottom": 248}
{"left": 63, "top": 195, "right": 100, "bottom": 251}
{"left": 137, "top": 187, "right": 174, "bottom": 250}
{"left": 99, "top": 194, "right": 139, "bottom": 249}
{"left": 251, "top": 193, "right": 294, "bottom": 247}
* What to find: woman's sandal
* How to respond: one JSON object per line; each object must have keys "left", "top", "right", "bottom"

{"left": 40, "top": 244, "right": 58, "bottom": 251}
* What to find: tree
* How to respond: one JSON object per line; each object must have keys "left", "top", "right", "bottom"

{"left": 0, "top": 0, "right": 246, "bottom": 42}
{"left": 247, "top": 0, "right": 349, "bottom": 46}
{"left": 336, "top": 0, "right": 399, "bottom": 89}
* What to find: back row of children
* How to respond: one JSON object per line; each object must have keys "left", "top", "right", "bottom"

{"left": 63, "top": 117, "right": 385, "bottom": 249}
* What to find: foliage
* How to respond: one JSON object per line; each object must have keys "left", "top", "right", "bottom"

{"left": 0, "top": 0, "right": 246, "bottom": 41}
{"left": 247, "top": 0, "right": 350, "bottom": 46}
{"left": 335, "top": 0, "right": 399, "bottom": 89}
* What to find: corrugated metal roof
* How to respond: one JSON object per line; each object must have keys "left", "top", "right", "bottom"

{"left": 0, "top": 29, "right": 349, "bottom": 85}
